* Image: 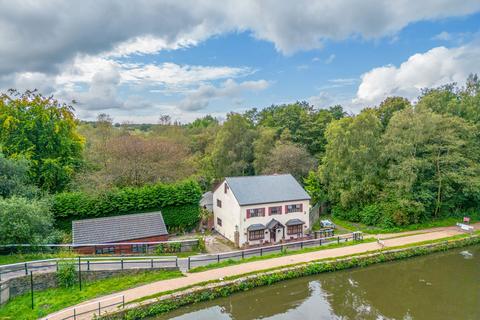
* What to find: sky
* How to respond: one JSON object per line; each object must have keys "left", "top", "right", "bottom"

{"left": 0, "top": 0, "right": 480, "bottom": 124}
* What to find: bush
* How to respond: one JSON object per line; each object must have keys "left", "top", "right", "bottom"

{"left": 359, "top": 204, "right": 382, "bottom": 225}
{"left": 52, "top": 180, "right": 202, "bottom": 231}
{"left": 57, "top": 261, "right": 77, "bottom": 288}
{"left": 0, "top": 196, "right": 55, "bottom": 244}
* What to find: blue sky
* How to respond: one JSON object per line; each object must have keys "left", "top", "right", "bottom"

{"left": 0, "top": 1, "right": 479, "bottom": 123}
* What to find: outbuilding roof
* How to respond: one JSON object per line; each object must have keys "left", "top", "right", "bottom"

{"left": 72, "top": 211, "right": 168, "bottom": 245}
{"left": 223, "top": 174, "right": 310, "bottom": 206}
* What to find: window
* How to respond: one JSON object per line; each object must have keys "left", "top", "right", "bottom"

{"left": 217, "top": 217, "right": 222, "bottom": 226}
{"left": 95, "top": 246, "right": 115, "bottom": 254}
{"left": 249, "top": 230, "right": 265, "bottom": 241}
{"left": 224, "top": 183, "right": 229, "bottom": 194}
{"left": 247, "top": 208, "right": 265, "bottom": 218}
{"left": 269, "top": 206, "right": 282, "bottom": 215}
{"left": 287, "top": 225, "right": 303, "bottom": 235}
{"left": 132, "top": 244, "right": 146, "bottom": 253}
{"left": 217, "top": 199, "right": 222, "bottom": 208}
{"left": 286, "top": 204, "right": 302, "bottom": 213}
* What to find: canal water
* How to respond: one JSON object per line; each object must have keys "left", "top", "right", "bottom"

{"left": 153, "top": 245, "right": 479, "bottom": 320}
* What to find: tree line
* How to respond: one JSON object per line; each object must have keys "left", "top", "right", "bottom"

{"left": 1, "top": 76, "right": 479, "bottom": 244}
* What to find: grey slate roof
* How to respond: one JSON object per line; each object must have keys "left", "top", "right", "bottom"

{"left": 285, "top": 218, "right": 305, "bottom": 226}
{"left": 224, "top": 174, "right": 311, "bottom": 206}
{"left": 72, "top": 211, "right": 168, "bottom": 245}
{"left": 266, "top": 219, "right": 284, "bottom": 230}
{"left": 247, "top": 223, "right": 266, "bottom": 231}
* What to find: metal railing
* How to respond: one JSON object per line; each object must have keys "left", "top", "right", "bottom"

{"left": 0, "top": 256, "right": 178, "bottom": 281}
{"left": 186, "top": 232, "right": 363, "bottom": 270}
{"left": 43, "top": 295, "right": 125, "bottom": 320}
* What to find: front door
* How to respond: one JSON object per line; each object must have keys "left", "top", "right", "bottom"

{"left": 270, "top": 228, "right": 276, "bottom": 242}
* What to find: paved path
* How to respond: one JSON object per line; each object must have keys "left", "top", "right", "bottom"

{"left": 43, "top": 223, "right": 478, "bottom": 320}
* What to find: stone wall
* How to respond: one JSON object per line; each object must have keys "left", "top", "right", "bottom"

{"left": 0, "top": 266, "right": 178, "bottom": 305}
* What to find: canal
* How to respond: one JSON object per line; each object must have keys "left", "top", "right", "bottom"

{"left": 153, "top": 245, "right": 479, "bottom": 320}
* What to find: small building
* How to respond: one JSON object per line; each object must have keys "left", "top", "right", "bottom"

{"left": 72, "top": 211, "right": 168, "bottom": 254}
{"left": 213, "top": 174, "right": 311, "bottom": 248}
{"left": 200, "top": 191, "right": 213, "bottom": 212}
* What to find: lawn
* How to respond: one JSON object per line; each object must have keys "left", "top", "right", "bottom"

{"left": 330, "top": 216, "right": 472, "bottom": 234}
{"left": 0, "top": 270, "right": 182, "bottom": 320}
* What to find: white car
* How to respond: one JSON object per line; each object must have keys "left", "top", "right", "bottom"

{"left": 320, "top": 219, "right": 336, "bottom": 229}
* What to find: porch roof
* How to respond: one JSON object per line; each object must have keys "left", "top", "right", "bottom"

{"left": 266, "top": 218, "right": 285, "bottom": 230}
{"left": 285, "top": 218, "right": 305, "bottom": 226}
{"left": 247, "top": 223, "right": 266, "bottom": 231}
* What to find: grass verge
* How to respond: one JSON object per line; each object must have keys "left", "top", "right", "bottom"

{"left": 331, "top": 216, "right": 472, "bottom": 234}
{"left": 188, "top": 238, "right": 375, "bottom": 273}
{"left": 0, "top": 270, "right": 182, "bottom": 320}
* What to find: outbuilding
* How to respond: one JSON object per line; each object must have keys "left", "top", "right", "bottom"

{"left": 72, "top": 211, "right": 169, "bottom": 254}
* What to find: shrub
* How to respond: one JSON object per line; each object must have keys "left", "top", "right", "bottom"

{"left": 57, "top": 261, "right": 77, "bottom": 288}
{"left": 0, "top": 196, "right": 55, "bottom": 244}
{"left": 52, "top": 180, "right": 202, "bottom": 231}
{"left": 359, "top": 204, "right": 382, "bottom": 225}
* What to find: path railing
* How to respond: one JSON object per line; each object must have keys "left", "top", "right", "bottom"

{"left": 42, "top": 295, "right": 125, "bottom": 320}
{"left": 0, "top": 256, "right": 178, "bottom": 281}
{"left": 186, "top": 232, "right": 363, "bottom": 270}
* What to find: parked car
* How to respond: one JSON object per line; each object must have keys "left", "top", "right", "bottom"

{"left": 320, "top": 219, "right": 336, "bottom": 229}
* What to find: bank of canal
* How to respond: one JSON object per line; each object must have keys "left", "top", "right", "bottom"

{"left": 154, "top": 244, "right": 479, "bottom": 320}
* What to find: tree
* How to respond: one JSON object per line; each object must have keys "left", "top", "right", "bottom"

{"left": 320, "top": 109, "right": 383, "bottom": 210}
{"left": 375, "top": 97, "right": 410, "bottom": 128}
{"left": 383, "top": 107, "right": 480, "bottom": 221}
{"left": 0, "top": 90, "right": 85, "bottom": 192}
{"left": 0, "top": 197, "right": 56, "bottom": 244}
{"left": 260, "top": 142, "right": 316, "bottom": 181}
{"left": 253, "top": 127, "right": 276, "bottom": 173}
{"left": 0, "top": 153, "right": 39, "bottom": 198}
{"left": 211, "top": 113, "right": 256, "bottom": 178}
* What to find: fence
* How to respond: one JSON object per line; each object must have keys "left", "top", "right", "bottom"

{"left": 0, "top": 238, "right": 199, "bottom": 256}
{"left": 0, "top": 256, "right": 178, "bottom": 282}
{"left": 186, "top": 232, "right": 363, "bottom": 270}
{"left": 42, "top": 295, "right": 125, "bottom": 320}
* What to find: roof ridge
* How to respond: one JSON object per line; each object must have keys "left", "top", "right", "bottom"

{"left": 73, "top": 211, "right": 163, "bottom": 224}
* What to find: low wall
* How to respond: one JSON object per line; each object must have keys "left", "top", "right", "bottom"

{"left": 0, "top": 266, "right": 178, "bottom": 305}
{"left": 101, "top": 234, "right": 480, "bottom": 320}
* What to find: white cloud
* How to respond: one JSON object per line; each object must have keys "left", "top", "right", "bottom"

{"left": 432, "top": 31, "right": 453, "bottom": 41}
{"left": 325, "top": 54, "right": 336, "bottom": 64}
{"left": 1, "top": 1, "right": 480, "bottom": 75}
{"left": 179, "top": 79, "right": 270, "bottom": 111}
{"left": 354, "top": 43, "right": 480, "bottom": 106}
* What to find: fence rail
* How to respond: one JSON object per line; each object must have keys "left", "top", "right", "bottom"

{"left": 186, "top": 232, "right": 363, "bottom": 270}
{"left": 0, "top": 256, "right": 179, "bottom": 281}
{"left": 43, "top": 295, "right": 125, "bottom": 320}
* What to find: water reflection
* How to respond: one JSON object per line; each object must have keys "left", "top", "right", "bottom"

{"left": 153, "top": 246, "right": 480, "bottom": 320}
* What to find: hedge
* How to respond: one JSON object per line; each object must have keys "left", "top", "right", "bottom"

{"left": 101, "top": 235, "right": 480, "bottom": 320}
{"left": 52, "top": 180, "right": 202, "bottom": 231}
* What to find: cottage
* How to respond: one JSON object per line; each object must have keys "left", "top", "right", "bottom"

{"left": 213, "top": 174, "right": 311, "bottom": 247}
{"left": 72, "top": 211, "right": 168, "bottom": 254}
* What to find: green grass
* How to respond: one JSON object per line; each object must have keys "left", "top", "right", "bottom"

{"left": 0, "top": 252, "right": 78, "bottom": 266}
{"left": 188, "top": 238, "right": 375, "bottom": 273}
{"left": 331, "top": 216, "right": 471, "bottom": 234}
{"left": 0, "top": 270, "right": 182, "bottom": 320}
